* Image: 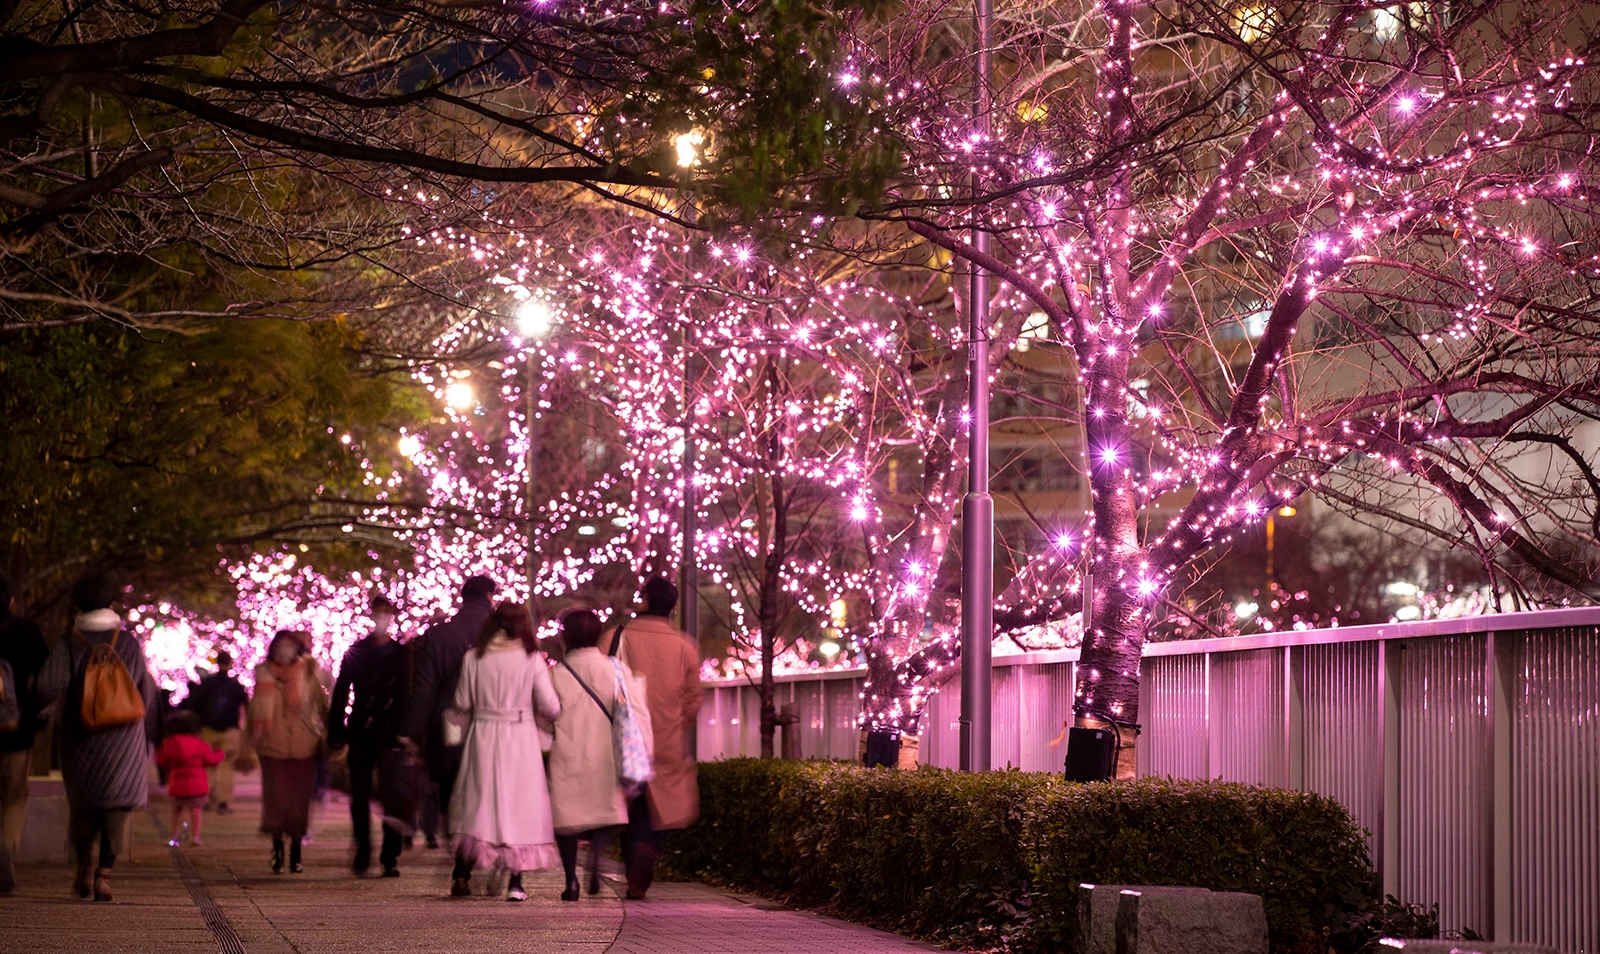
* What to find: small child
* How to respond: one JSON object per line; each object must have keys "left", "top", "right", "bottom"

{"left": 156, "top": 711, "right": 224, "bottom": 847}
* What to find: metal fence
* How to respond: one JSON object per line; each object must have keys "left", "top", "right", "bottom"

{"left": 698, "top": 607, "right": 1600, "bottom": 953}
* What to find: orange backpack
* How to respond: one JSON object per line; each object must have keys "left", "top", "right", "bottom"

{"left": 79, "top": 631, "right": 146, "bottom": 730}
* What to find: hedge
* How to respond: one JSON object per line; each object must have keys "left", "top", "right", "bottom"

{"left": 663, "top": 760, "right": 1382, "bottom": 954}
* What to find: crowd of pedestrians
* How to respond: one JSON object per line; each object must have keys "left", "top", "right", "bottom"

{"left": 0, "top": 569, "right": 702, "bottom": 904}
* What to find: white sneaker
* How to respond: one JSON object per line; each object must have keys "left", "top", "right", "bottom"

{"left": 506, "top": 884, "right": 527, "bottom": 902}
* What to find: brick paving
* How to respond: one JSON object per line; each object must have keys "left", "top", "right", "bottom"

{"left": 1, "top": 788, "right": 941, "bottom": 954}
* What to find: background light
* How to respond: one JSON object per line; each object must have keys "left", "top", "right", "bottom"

{"left": 516, "top": 298, "right": 555, "bottom": 338}
{"left": 445, "top": 381, "right": 475, "bottom": 410}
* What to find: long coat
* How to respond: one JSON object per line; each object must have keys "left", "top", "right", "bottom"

{"left": 448, "top": 637, "right": 562, "bottom": 870}
{"left": 405, "top": 597, "right": 494, "bottom": 775}
{"left": 249, "top": 659, "right": 328, "bottom": 761}
{"left": 39, "top": 618, "right": 159, "bottom": 811}
{"left": 601, "top": 616, "right": 702, "bottom": 830}
{"left": 548, "top": 647, "right": 629, "bottom": 835}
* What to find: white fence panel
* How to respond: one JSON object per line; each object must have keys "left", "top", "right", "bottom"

{"left": 699, "top": 608, "right": 1600, "bottom": 952}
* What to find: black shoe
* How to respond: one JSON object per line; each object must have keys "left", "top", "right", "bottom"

{"left": 560, "top": 878, "right": 580, "bottom": 902}
{"left": 381, "top": 864, "right": 400, "bottom": 878}
{"left": 289, "top": 841, "right": 303, "bottom": 873}
{"left": 426, "top": 835, "right": 439, "bottom": 850}
{"left": 271, "top": 839, "right": 285, "bottom": 874}
{"left": 588, "top": 870, "right": 601, "bottom": 895}
{"left": 216, "top": 803, "right": 233, "bottom": 816}
{"left": 351, "top": 849, "right": 370, "bottom": 877}
{"left": 450, "top": 877, "right": 471, "bottom": 897}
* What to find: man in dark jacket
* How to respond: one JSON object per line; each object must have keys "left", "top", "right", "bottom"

{"left": 400, "top": 575, "right": 495, "bottom": 833}
{"left": 184, "top": 649, "right": 248, "bottom": 814}
{"left": 329, "top": 595, "right": 410, "bottom": 877}
{"left": 0, "top": 576, "right": 48, "bottom": 895}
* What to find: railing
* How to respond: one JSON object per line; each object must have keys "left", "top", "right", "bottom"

{"left": 698, "top": 607, "right": 1600, "bottom": 954}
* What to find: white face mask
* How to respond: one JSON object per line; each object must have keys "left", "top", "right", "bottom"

{"left": 373, "top": 614, "right": 393, "bottom": 637}
{"left": 271, "top": 643, "right": 299, "bottom": 665}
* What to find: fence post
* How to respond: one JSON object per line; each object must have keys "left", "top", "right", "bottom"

{"left": 1489, "top": 631, "right": 1514, "bottom": 941}
{"left": 1380, "top": 639, "right": 1401, "bottom": 898}
{"left": 1286, "top": 645, "right": 1304, "bottom": 790}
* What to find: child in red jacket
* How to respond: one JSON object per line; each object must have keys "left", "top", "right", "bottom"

{"left": 156, "top": 711, "right": 224, "bottom": 847}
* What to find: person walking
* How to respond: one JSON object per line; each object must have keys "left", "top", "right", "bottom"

{"left": 155, "top": 711, "right": 223, "bottom": 846}
{"left": 446, "top": 601, "right": 560, "bottom": 902}
{"left": 0, "top": 576, "right": 49, "bottom": 895}
{"left": 600, "top": 576, "right": 702, "bottom": 899}
{"left": 185, "top": 649, "right": 249, "bottom": 814}
{"left": 249, "top": 631, "right": 328, "bottom": 874}
{"left": 37, "top": 575, "right": 158, "bottom": 902}
{"left": 548, "top": 610, "right": 628, "bottom": 901}
{"left": 329, "top": 595, "right": 410, "bottom": 877}
{"left": 403, "top": 576, "right": 495, "bottom": 836}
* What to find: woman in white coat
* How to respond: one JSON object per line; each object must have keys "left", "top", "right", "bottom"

{"left": 548, "top": 610, "right": 630, "bottom": 900}
{"left": 447, "top": 602, "right": 561, "bottom": 901}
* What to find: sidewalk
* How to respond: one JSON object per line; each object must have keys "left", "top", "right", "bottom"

{"left": 1, "top": 793, "right": 941, "bottom": 954}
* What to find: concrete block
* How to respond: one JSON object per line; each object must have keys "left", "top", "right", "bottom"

{"left": 1379, "top": 941, "right": 1561, "bottom": 954}
{"left": 1115, "top": 887, "right": 1268, "bottom": 954}
{"left": 1076, "top": 884, "right": 1211, "bottom": 954}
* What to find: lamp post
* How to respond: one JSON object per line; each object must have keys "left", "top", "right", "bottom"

{"left": 517, "top": 298, "right": 555, "bottom": 601}
{"left": 675, "top": 130, "right": 703, "bottom": 643}
{"left": 959, "top": 0, "right": 994, "bottom": 773}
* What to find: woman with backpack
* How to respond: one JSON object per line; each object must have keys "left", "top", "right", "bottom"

{"left": 445, "top": 602, "right": 561, "bottom": 902}
{"left": 247, "top": 630, "right": 328, "bottom": 874}
{"left": 37, "top": 576, "right": 158, "bottom": 902}
{"left": 547, "top": 610, "right": 632, "bottom": 901}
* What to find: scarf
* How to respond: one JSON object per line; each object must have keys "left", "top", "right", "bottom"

{"left": 73, "top": 608, "right": 122, "bottom": 634}
{"left": 266, "top": 658, "right": 305, "bottom": 708}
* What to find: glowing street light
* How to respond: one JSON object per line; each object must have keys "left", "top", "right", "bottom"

{"left": 397, "top": 434, "right": 422, "bottom": 458}
{"left": 516, "top": 298, "right": 555, "bottom": 338}
{"left": 445, "top": 380, "right": 475, "bottom": 411}
{"left": 674, "top": 129, "right": 704, "bottom": 168}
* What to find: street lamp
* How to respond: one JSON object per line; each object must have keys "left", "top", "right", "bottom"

{"left": 516, "top": 295, "right": 557, "bottom": 602}
{"left": 675, "top": 129, "right": 704, "bottom": 645}
{"left": 960, "top": 0, "right": 994, "bottom": 774}
{"left": 444, "top": 380, "right": 475, "bottom": 411}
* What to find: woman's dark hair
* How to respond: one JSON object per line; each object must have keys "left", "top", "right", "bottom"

{"left": 72, "top": 574, "right": 119, "bottom": 612}
{"left": 562, "top": 610, "right": 603, "bottom": 652}
{"left": 165, "top": 710, "right": 203, "bottom": 737}
{"left": 642, "top": 576, "right": 678, "bottom": 616}
{"left": 476, "top": 601, "right": 539, "bottom": 656}
{"left": 268, "top": 631, "right": 301, "bottom": 659}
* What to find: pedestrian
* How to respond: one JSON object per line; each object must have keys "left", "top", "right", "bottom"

{"left": 329, "top": 594, "right": 410, "bottom": 877}
{"left": 37, "top": 575, "right": 158, "bottom": 902}
{"left": 548, "top": 610, "right": 629, "bottom": 901}
{"left": 446, "top": 601, "right": 561, "bottom": 902}
{"left": 600, "top": 576, "right": 701, "bottom": 900}
{"left": 184, "top": 649, "right": 249, "bottom": 814}
{"left": 155, "top": 711, "right": 223, "bottom": 847}
{"left": 403, "top": 576, "right": 495, "bottom": 838}
{"left": 0, "top": 575, "right": 49, "bottom": 895}
{"left": 248, "top": 630, "right": 328, "bottom": 874}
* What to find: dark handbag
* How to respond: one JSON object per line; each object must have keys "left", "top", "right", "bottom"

{"left": 376, "top": 746, "right": 423, "bottom": 835}
{"left": 608, "top": 620, "right": 626, "bottom": 657}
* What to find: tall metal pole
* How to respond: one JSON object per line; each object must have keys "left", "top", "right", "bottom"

{"left": 681, "top": 325, "right": 700, "bottom": 642}
{"left": 959, "top": 0, "right": 994, "bottom": 773}
{"left": 525, "top": 357, "right": 540, "bottom": 599}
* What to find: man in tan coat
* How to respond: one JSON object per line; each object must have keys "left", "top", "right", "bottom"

{"left": 600, "top": 576, "right": 701, "bottom": 899}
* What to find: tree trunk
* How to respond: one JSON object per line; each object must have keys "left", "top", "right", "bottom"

{"left": 757, "top": 363, "right": 787, "bottom": 759}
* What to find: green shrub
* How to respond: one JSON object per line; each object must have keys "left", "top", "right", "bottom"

{"left": 664, "top": 760, "right": 1379, "bottom": 954}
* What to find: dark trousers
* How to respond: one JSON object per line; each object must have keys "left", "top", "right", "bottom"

{"left": 69, "top": 808, "right": 130, "bottom": 870}
{"left": 619, "top": 791, "right": 661, "bottom": 895}
{"left": 347, "top": 744, "right": 402, "bottom": 869}
{"left": 430, "top": 744, "right": 463, "bottom": 833}
{"left": 557, "top": 827, "right": 617, "bottom": 886}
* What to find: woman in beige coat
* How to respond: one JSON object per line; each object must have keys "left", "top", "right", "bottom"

{"left": 547, "top": 610, "right": 629, "bottom": 901}
{"left": 247, "top": 631, "right": 328, "bottom": 874}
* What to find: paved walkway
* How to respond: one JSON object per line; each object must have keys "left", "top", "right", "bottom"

{"left": 0, "top": 792, "right": 940, "bottom": 954}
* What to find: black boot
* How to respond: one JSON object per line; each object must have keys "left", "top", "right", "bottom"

{"left": 271, "top": 837, "right": 285, "bottom": 874}
{"left": 560, "top": 876, "right": 581, "bottom": 902}
{"left": 289, "top": 839, "right": 303, "bottom": 874}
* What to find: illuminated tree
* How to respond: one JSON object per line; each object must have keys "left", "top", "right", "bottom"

{"left": 819, "top": 0, "right": 1600, "bottom": 769}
